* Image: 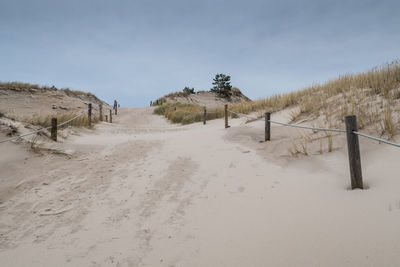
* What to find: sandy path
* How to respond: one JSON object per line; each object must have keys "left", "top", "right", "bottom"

{"left": 1, "top": 108, "right": 400, "bottom": 266}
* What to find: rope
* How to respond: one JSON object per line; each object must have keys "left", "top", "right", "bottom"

{"left": 57, "top": 113, "right": 84, "bottom": 127}
{"left": 268, "top": 120, "right": 346, "bottom": 133}
{"left": 353, "top": 131, "right": 400, "bottom": 148}
{"left": 227, "top": 109, "right": 260, "bottom": 120}
{"left": 267, "top": 118, "right": 399, "bottom": 148}
{"left": 0, "top": 126, "right": 52, "bottom": 144}
{"left": 223, "top": 109, "right": 399, "bottom": 148}
{"left": 0, "top": 113, "right": 86, "bottom": 144}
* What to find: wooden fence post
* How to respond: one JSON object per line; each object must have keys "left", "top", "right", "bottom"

{"left": 109, "top": 109, "right": 112, "bottom": 123}
{"left": 345, "top": 115, "right": 363, "bottom": 189}
{"left": 88, "top": 103, "right": 92, "bottom": 127}
{"left": 265, "top": 112, "right": 271, "bottom": 141}
{"left": 105, "top": 115, "right": 108, "bottom": 122}
{"left": 114, "top": 100, "right": 118, "bottom": 115}
{"left": 99, "top": 104, "right": 103, "bottom": 121}
{"left": 224, "top": 104, "right": 228, "bottom": 128}
{"left": 203, "top": 108, "right": 207, "bottom": 125}
{"left": 51, "top": 117, "right": 57, "bottom": 142}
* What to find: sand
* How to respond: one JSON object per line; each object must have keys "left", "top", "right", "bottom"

{"left": 1, "top": 107, "right": 400, "bottom": 266}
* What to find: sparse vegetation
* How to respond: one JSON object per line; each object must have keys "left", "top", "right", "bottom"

{"left": 60, "top": 88, "right": 98, "bottom": 100}
{"left": 7, "top": 124, "right": 19, "bottom": 136}
{"left": 154, "top": 102, "right": 224, "bottom": 124}
{"left": 383, "top": 103, "right": 397, "bottom": 139}
{"left": 0, "top": 81, "right": 103, "bottom": 103}
{"left": 152, "top": 60, "right": 399, "bottom": 160}
{"left": 28, "top": 134, "right": 43, "bottom": 153}
{"left": 183, "top": 87, "right": 195, "bottom": 94}
{"left": 23, "top": 112, "right": 98, "bottom": 128}
{"left": 0, "top": 81, "right": 41, "bottom": 90}
{"left": 206, "top": 61, "right": 399, "bottom": 123}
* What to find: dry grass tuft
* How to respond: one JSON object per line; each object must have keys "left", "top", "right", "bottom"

{"left": 28, "top": 134, "right": 43, "bottom": 153}
{"left": 383, "top": 103, "right": 397, "bottom": 139}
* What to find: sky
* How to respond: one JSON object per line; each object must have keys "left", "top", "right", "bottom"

{"left": 0, "top": 0, "right": 399, "bottom": 107}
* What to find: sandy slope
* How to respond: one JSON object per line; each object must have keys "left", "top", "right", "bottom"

{"left": 1, "top": 108, "right": 400, "bottom": 267}
{"left": 159, "top": 90, "right": 250, "bottom": 108}
{"left": 0, "top": 87, "right": 110, "bottom": 119}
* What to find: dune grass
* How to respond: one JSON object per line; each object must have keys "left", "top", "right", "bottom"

{"left": 155, "top": 61, "right": 400, "bottom": 139}
{"left": 0, "top": 81, "right": 42, "bottom": 90}
{"left": 23, "top": 112, "right": 98, "bottom": 128}
{"left": 154, "top": 102, "right": 225, "bottom": 124}
{"left": 0, "top": 82, "right": 102, "bottom": 103}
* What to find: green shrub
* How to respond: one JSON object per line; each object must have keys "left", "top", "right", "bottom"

{"left": 154, "top": 102, "right": 223, "bottom": 124}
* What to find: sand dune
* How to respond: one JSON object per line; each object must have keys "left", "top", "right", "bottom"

{"left": 0, "top": 107, "right": 400, "bottom": 266}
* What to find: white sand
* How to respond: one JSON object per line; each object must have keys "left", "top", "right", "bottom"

{"left": 1, "top": 107, "right": 400, "bottom": 266}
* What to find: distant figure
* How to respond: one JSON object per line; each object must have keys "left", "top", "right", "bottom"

{"left": 150, "top": 101, "right": 152, "bottom": 106}
{"left": 114, "top": 100, "right": 118, "bottom": 115}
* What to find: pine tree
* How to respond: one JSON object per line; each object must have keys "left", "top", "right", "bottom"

{"left": 210, "top": 74, "right": 232, "bottom": 98}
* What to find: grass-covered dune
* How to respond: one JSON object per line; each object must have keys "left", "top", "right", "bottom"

{"left": 155, "top": 61, "right": 400, "bottom": 138}
{"left": 0, "top": 81, "right": 108, "bottom": 128}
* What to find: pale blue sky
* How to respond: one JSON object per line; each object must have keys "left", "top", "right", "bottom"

{"left": 0, "top": 0, "right": 399, "bottom": 107}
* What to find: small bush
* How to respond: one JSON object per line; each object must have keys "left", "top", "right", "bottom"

{"left": 183, "top": 87, "right": 195, "bottom": 94}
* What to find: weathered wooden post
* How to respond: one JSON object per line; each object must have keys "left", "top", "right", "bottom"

{"left": 345, "top": 115, "right": 363, "bottom": 189}
{"left": 114, "top": 100, "right": 118, "bottom": 115}
{"left": 105, "top": 115, "right": 108, "bottom": 122}
{"left": 99, "top": 104, "right": 103, "bottom": 121}
{"left": 88, "top": 103, "right": 92, "bottom": 127}
{"left": 265, "top": 112, "right": 271, "bottom": 141}
{"left": 109, "top": 109, "right": 112, "bottom": 123}
{"left": 51, "top": 117, "right": 57, "bottom": 142}
{"left": 224, "top": 104, "right": 228, "bottom": 128}
{"left": 203, "top": 108, "right": 207, "bottom": 125}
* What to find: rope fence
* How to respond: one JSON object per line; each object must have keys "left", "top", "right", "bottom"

{"left": 225, "top": 108, "right": 400, "bottom": 147}
{"left": 0, "top": 102, "right": 115, "bottom": 144}
{"left": 268, "top": 120, "right": 346, "bottom": 133}
{"left": 57, "top": 113, "right": 84, "bottom": 128}
{"left": 0, "top": 126, "right": 52, "bottom": 144}
{"left": 0, "top": 113, "right": 85, "bottom": 144}
{"left": 221, "top": 105, "right": 400, "bottom": 190}
{"left": 2, "top": 101, "right": 399, "bottom": 191}
{"left": 353, "top": 131, "right": 400, "bottom": 148}
{"left": 227, "top": 109, "right": 261, "bottom": 120}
